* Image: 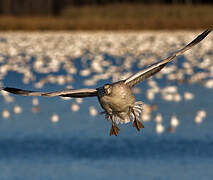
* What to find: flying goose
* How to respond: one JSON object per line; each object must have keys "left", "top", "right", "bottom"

{"left": 2, "top": 29, "right": 211, "bottom": 136}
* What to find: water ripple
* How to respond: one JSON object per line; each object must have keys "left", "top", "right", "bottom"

{"left": 0, "top": 137, "right": 212, "bottom": 160}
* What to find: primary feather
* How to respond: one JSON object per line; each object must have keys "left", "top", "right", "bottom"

{"left": 124, "top": 29, "right": 211, "bottom": 88}
{"left": 2, "top": 87, "right": 98, "bottom": 98}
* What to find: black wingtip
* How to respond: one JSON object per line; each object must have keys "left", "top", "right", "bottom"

{"left": 2, "top": 87, "right": 11, "bottom": 92}
{"left": 186, "top": 28, "right": 211, "bottom": 49}
{"left": 200, "top": 29, "right": 211, "bottom": 40}
{"left": 2, "top": 87, "right": 26, "bottom": 95}
{"left": 3, "top": 87, "right": 15, "bottom": 92}
{"left": 206, "top": 28, "right": 212, "bottom": 33}
{"left": 203, "top": 28, "right": 211, "bottom": 37}
{"left": 196, "top": 29, "right": 211, "bottom": 42}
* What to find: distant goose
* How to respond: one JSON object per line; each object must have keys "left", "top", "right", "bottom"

{"left": 2, "top": 29, "right": 211, "bottom": 136}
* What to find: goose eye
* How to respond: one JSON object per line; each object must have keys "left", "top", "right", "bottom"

{"left": 104, "top": 84, "right": 111, "bottom": 95}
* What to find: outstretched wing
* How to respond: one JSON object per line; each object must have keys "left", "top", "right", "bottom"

{"left": 2, "top": 87, "right": 98, "bottom": 98}
{"left": 124, "top": 29, "right": 211, "bottom": 88}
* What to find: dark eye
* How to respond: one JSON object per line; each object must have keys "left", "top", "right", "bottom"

{"left": 104, "top": 84, "right": 111, "bottom": 95}
{"left": 104, "top": 84, "right": 110, "bottom": 89}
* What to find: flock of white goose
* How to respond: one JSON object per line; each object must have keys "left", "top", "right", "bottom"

{"left": 0, "top": 31, "right": 212, "bottom": 134}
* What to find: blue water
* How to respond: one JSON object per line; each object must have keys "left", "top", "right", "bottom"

{"left": 0, "top": 54, "right": 213, "bottom": 179}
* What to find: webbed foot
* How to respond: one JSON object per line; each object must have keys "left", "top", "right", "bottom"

{"left": 133, "top": 119, "right": 144, "bottom": 131}
{"left": 110, "top": 124, "right": 120, "bottom": 136}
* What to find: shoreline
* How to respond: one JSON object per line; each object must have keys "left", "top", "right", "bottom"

{"left": 0, "top": 4, "right": 212, "bottom": 31}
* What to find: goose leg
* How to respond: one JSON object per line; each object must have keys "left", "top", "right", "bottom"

{"left": 131, "top": 109, "right": 144, "bottom": 131}
{"left": 109, "top": 116, "right": 120, "bottom": 136}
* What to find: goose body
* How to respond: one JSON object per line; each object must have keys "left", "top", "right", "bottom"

{"left": 2, "top": 29, "right": 211, "bottom": 136}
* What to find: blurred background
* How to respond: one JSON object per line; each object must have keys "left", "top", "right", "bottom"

{"left": 0, "top": 0, "right": 212, "bottom": 30}
{"left": 0, "top": 1, "right": 213, "bottom": 180}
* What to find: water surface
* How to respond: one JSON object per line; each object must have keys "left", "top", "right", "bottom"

{"left": 0, "top": 31, "right": 213, "bottom": 179}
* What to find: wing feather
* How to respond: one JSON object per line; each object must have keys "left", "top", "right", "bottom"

{"left": 124, "top": 29, "right": 211, "bottom": 88}
{"left": 2, "top": 87, "right": 98, "bottom": 98}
